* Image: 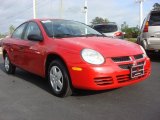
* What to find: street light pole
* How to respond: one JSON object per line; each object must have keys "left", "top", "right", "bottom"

{"left": 33, "top": 0, "right": 37, "bottom": 18}
{"left": 136, "top": 0, "right": 144, "bottom": 28}
{"left": 84, "top": 0, "right": 88, "bottom": 25}
{"left": 140, "top": 1, "right": 143, "bottom": 27}
{"left": 60, "top": 0, "right": 63, "bottom": 18}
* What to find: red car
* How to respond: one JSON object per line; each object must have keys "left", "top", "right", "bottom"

{"left": 2, "top": 19, "right": 151, "bottom": 97}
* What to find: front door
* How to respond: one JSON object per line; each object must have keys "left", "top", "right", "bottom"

{"left": 21, "top": 21, "right": 45, "bottom": 76}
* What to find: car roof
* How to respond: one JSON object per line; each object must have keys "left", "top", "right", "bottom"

{"left": 27, "top": 18, "right": 62, "bottom": 22}
{"left": 93, "top": 22, "right": 117, "bottom": 26}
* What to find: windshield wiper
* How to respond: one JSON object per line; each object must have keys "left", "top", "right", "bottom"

{"left": 54, "top": 33, "right": 106, "bottom": 38}
{"left": 54, "top": 34, "right": 75, "bottom": 38}
{"left": 82, "top": 34, "right": 105, "bottom": 37}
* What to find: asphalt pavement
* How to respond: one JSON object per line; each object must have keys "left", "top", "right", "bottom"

{"left": 0, "top": 54, "right": 160, "bottom": 120}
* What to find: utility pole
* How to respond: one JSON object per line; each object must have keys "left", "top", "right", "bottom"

{"left": 136, "top": 0, "right": 144, "bottom": 28}
{"left": 33, "top": 0, "right": 37, "bottom": 19}
{"left": 84, "top": 0, "right": 88, "bottom": 25}
{"left": 60, "top": 0, "right": 63, "bottom": 18}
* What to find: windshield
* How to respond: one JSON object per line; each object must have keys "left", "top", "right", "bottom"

{"left": 41, "top": 20, "right": 102, "bottom": 38}
{"left": 93, "top": 25, "right": 118, "bottom": 33}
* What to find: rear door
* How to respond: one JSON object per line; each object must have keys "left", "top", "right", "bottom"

{"left": 10, "top": 22, "right": 28, "bottom": 66}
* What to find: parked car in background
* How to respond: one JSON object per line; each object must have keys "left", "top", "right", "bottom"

{"left": 137, "top": 10, "right": 160, "bottom": 53}
{"left": 92, "top": 22, "right": 124, "bottom": 39}
{"left": 2, "top": 19, "right": 151, "bottom": 97}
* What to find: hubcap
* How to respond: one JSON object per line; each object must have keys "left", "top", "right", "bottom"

{"left": 50, "top": 66, "right": 63, "bottom": 92}
{"left": 5, "top": 56, "right": 9, "bottom": 72}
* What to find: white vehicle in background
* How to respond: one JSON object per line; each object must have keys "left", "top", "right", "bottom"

{"left": 137, "top": 9, "right": 160, "bottom": 53}
{"left": 92, "top": 22, "right": 124, "bottom": 39}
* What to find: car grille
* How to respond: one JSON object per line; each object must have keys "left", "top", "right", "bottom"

{"left": 119, "top": 61, "right": 145, "bottom": 70}
{"left": 116, "top": 69, "right": 148, "bottom": 83}
{"left": 111, "top": 54, "right": 145, "bottom": 70}
{"left": 111, "top": 54, "right": 144, "bottom": 63}
{"left": 94, "top": 77, "right": 113, "bottom": 86}
{"left": 111, "top": 56, "right": 131, "bottom": 62}
{"left": 137, "top": 61, "right": 145, "bottom": 65}
{"left": 119, "top": 64, "right": 132, "bottom": 70}
{"left": 134, "top": 54, "right": 143, "bottom": 60}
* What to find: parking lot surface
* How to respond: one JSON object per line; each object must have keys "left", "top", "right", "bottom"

{"left": 0, "top": 54, "right": 160, "bottom": 120}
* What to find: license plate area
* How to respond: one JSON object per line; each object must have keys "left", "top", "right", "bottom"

{"left": 130, "top": 65, "right": 144, "bottom": 79}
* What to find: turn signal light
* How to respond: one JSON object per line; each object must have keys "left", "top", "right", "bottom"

{"left": 72, "top": 67, "right": 82, "bottom": 71}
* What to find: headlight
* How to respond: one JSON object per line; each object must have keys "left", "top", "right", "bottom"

{"left": 81, "top": 49, "right": 105, "bottom": 65}
{"left": 140, "top": 45, "right": 147, "bottom": 57}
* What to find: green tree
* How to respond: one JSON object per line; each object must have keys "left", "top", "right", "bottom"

{"left": 9, "top": 25, "right": 15, "bottom": 35}
{"left": 153, "top": 3, "right": 160, "bottom": 10}
{"left": 121, "top": 22, "right": 140, "bottom": 38}
{"left": 91, "top": 17, "right": 109, "bottom": 25}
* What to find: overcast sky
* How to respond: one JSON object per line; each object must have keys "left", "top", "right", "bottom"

{"left": 0, "top": 0, "right": 159, "bottom": 34}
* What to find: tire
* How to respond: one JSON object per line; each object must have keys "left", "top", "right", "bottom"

{"left": 48, "top": 59, "right": 72, "bottom": 97}
{"left": 141, "top": 40, "right": 147, "bottom": 50}
{"left": 4, "top": 54, "right": 16, "bottom": 74}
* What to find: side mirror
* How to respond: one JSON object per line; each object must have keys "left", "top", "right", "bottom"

{"left": 27, "top": 34, "right": 43, "bottom": 41}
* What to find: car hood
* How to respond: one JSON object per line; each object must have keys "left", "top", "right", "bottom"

{"left": 56, "top": 37, "right": 142, "bottom": 58}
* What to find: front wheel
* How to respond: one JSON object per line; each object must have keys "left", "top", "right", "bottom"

{"left": 4, "top": 54, "right": 16, "bottom": 74}
{"left": 48, "top": 59, "right": 72, "bottom": 97}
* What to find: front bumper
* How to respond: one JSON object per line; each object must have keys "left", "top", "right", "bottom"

{"left": 68, "top": 57, "right": 151, "bottom": 90}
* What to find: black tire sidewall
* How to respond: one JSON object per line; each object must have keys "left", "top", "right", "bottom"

{"left": 4, "top": 54, "right": 16, "bottom": 74}
{"left": 48, "top": 60, "right": 71, "bottom": 97}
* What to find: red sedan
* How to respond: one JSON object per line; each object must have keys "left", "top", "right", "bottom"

{"left": 2, "top": 19, "right": 151, "bottom": 97}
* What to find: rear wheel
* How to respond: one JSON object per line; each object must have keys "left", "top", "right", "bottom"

{"left": 48, "top": 59, "right": 72, "bottom": 97}
{"left": 4, "top": 54, "right": 16, "bottom": 74}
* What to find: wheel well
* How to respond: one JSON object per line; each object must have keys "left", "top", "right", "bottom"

{"left": 3, "top": 50, "right": 7, "bottom": 59}
{"left": 45, "top": 54, "right": 73, "bottom": 87}
{"left": 45, "top": 54, "right": 68, "bottom": 77}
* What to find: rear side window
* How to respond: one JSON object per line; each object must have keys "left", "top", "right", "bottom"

{"left": 93, "top": 25, "right": 118, "bottom": 33}
{"left": 12, "top": 23, "right": 27, "bottom": 39}
{"left": 149, "top": 11, "right": 160, "bottom": 26}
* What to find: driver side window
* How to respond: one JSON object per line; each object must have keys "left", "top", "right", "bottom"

{"left": 24, "top": 22, "right": 42, "bottom": 40}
